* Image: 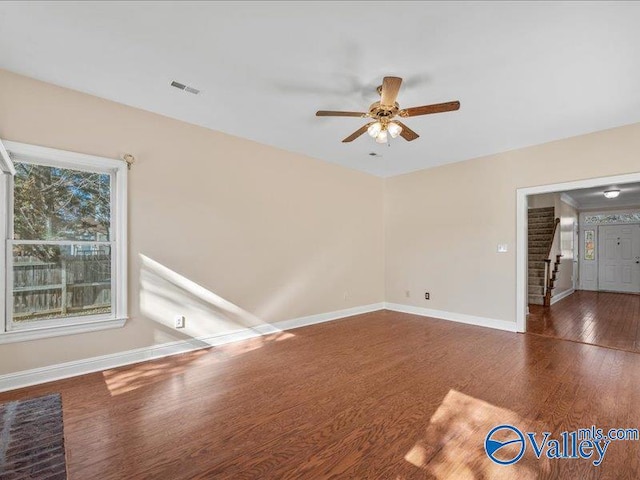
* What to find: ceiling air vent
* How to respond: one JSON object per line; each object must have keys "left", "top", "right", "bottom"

{"left": 170, "top": 80, "right": 200, "bottom": 95}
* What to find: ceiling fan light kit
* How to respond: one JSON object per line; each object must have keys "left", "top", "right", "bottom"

{"left": 367, "top": 120, "right": 402, "bottom": 144}
{"left": 387, "top": 121, "right": 402, "bottom": 138}
{"left": 316, "top": 76, "right": 460, "bottom": 144}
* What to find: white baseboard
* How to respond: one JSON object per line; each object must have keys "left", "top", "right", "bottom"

{"left": 0, "top": 302, "right": 384, "bottom": 393}
{"left": 384, "top": 302, "right": 518, "bottom": 333}
{"left": 0, "top": 301, "right": 522, "bottom": 392}
{"left": 551, "top": 288, "right": 575, "bottom": 305}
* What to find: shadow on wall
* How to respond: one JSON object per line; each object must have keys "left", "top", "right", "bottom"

{"left": 400, "top": 389, "right": 551, "bottom": 479}
{"left": 139, "top": 254, "right": 295, "bottom": 345}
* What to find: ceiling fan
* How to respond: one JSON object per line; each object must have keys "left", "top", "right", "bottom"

{"left": 316, "top": 76, "right": 460, "bottom": 143}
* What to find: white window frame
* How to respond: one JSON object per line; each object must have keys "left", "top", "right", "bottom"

{"left": 0, "top": 140, "right": 127, "bottom": 343}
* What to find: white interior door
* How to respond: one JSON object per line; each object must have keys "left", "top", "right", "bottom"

{"left": 598, "top": 224, "right": 640, "bottom": 293}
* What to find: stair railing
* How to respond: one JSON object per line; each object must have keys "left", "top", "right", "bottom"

{"left": 543, "top": 218, "right": 561, "bottom": 306}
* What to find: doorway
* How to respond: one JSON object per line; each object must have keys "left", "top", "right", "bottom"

{"left": 516, "top": 171, "right": 640, "bottom": 333}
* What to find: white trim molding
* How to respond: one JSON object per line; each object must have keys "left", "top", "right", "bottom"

{"left": 384, "top": 302, "right": 518, "bottom": 332}
{"left": 0, "top": 139, "right": 16, "bottom": 175}
{"left": 0, "top": 303, "right": 384, "bottom": 392}
{"left": 0, "top": 317, "right": 127, "bottom": 345}
{"left": 550, "top": 288, "right": 575, "bottom": 306}
{"left": 0, "top": 300, "right": 532, "bottom": 392}
{"left": 1, "top": 140, "right": 128, "bottom": 342}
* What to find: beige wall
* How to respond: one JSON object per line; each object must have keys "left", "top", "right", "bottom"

{"left": 385, "top": 122, "right": 640, "bottom": 322}
{"left": 0, "top": 70, "right": 385, "bottom": 374}
{"left": 528, "top": 193, "right": 555, "bottom": 209}
{"left": 3, "top": 67, "right": 640, "bottom": 376}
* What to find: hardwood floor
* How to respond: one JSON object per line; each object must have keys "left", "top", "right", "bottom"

{"left": 528, "top": 290, "right": 640, "bottom": 353}
{"left": 1, "top": 310, "right": 640, "bottom": 479}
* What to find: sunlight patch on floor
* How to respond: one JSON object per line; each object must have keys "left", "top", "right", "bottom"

{"left": 404, "top": 389, "right": 550, "bottom": 479}
{"left": 102, "top": 349, "right": 209, "bottom": 396}
{"left": 102, "top": 331, "right": 296, "bottom": 397}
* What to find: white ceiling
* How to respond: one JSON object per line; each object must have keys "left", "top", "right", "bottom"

{"left": 564, "top": 183, "right": 640, "bottom": 210}
{"left": 1, "top": 1, "right": 639, "bottom": 177}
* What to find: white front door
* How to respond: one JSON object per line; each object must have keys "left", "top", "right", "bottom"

{"left": 598, "top": 224, "right": 640, "bottom": 293}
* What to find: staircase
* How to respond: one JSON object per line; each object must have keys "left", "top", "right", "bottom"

{"left": 528, "top": 207, "right": 560, "bottom": 306}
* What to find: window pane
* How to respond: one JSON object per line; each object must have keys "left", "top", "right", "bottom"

{"left": 13, "top": 163, "right": 111, "bottom": 241}
{"left": 12, "top": 244, "right": 112, "bottom": 323}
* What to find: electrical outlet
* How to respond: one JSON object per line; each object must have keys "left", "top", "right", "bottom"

{"left": 175, "top": 315, "right": 185, "bottom": 329}
{"left": 425, "top": 292, "right": 430, "bottom": 300}
{"left": 405, "top": 290, "right": 411, "bottom": 298}
{"left": 343, "top": 291, "right": 349, "bottom": 300}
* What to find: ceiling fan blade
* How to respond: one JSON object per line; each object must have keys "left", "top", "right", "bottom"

{"left": 342, "top": 123, "right": 371, "bottom": 143}
{"left": 400, "top": 101, "right": 460, "bottom": 117}
{"left": 380, "top": 76, "right": 403, "bottom": 106}
{"left": 316, "top": 110, "right": 367, "bottom": 117}
{"left": 395, "top": 121, "right": 420, "bottom": 141}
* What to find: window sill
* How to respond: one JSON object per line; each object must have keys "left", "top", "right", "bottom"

{"left": 0, "top": 317, "right": 127, "bottom": 344}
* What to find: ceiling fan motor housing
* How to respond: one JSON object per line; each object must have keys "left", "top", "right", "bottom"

{"left": 368, "top": 101, "right": 399, "bottom": 122}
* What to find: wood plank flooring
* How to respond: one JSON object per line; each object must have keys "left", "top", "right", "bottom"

{"left": 1, "top": 310, "right": 639, "bottom": 478}
{"left": 528, "top": 290, "right": 640, "bottom": 353}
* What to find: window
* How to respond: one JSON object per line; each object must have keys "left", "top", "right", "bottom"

{"left": 0, "top": 141, "right": 127, "bottom": 343}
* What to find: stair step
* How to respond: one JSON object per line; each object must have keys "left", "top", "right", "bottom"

{"left": 528, "top": 222, "right": 554, "bottom": 230}
{"left": 528, "top": 224, "right": 554, "bottom": 231}
{"left": 528, "top": 294, "right": 545, "bottom": 305}
{"left": 529, "top": 207, "right": 555, "bottom": 212}
{"left": 529, "top": 285, "right": 545, "bottom": 295}
{"left": 529, "top": 277, "right": 545, "bottom": 286}
{"left": 529, "top": 233, "right": 553, "bottom": 241}
{"left": 528, "top": 207, "right": 554, "bottom": 215}
{"left": 528, "top": 215, "right": 555, "bottom": 222}
{"left": 527, "top": 229, "right": 553, "bottom": 238}
{"left": 528, "top": 221, "right": 554, "bottom": 229}
{"left": 528, "top": 211, "right": 554, "bottom": 217}
{"left": 528, "top": 215, "right": 554, "bottom": 221}
{"left": 529, "top": 245, "right": 551, "bottom": 251}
